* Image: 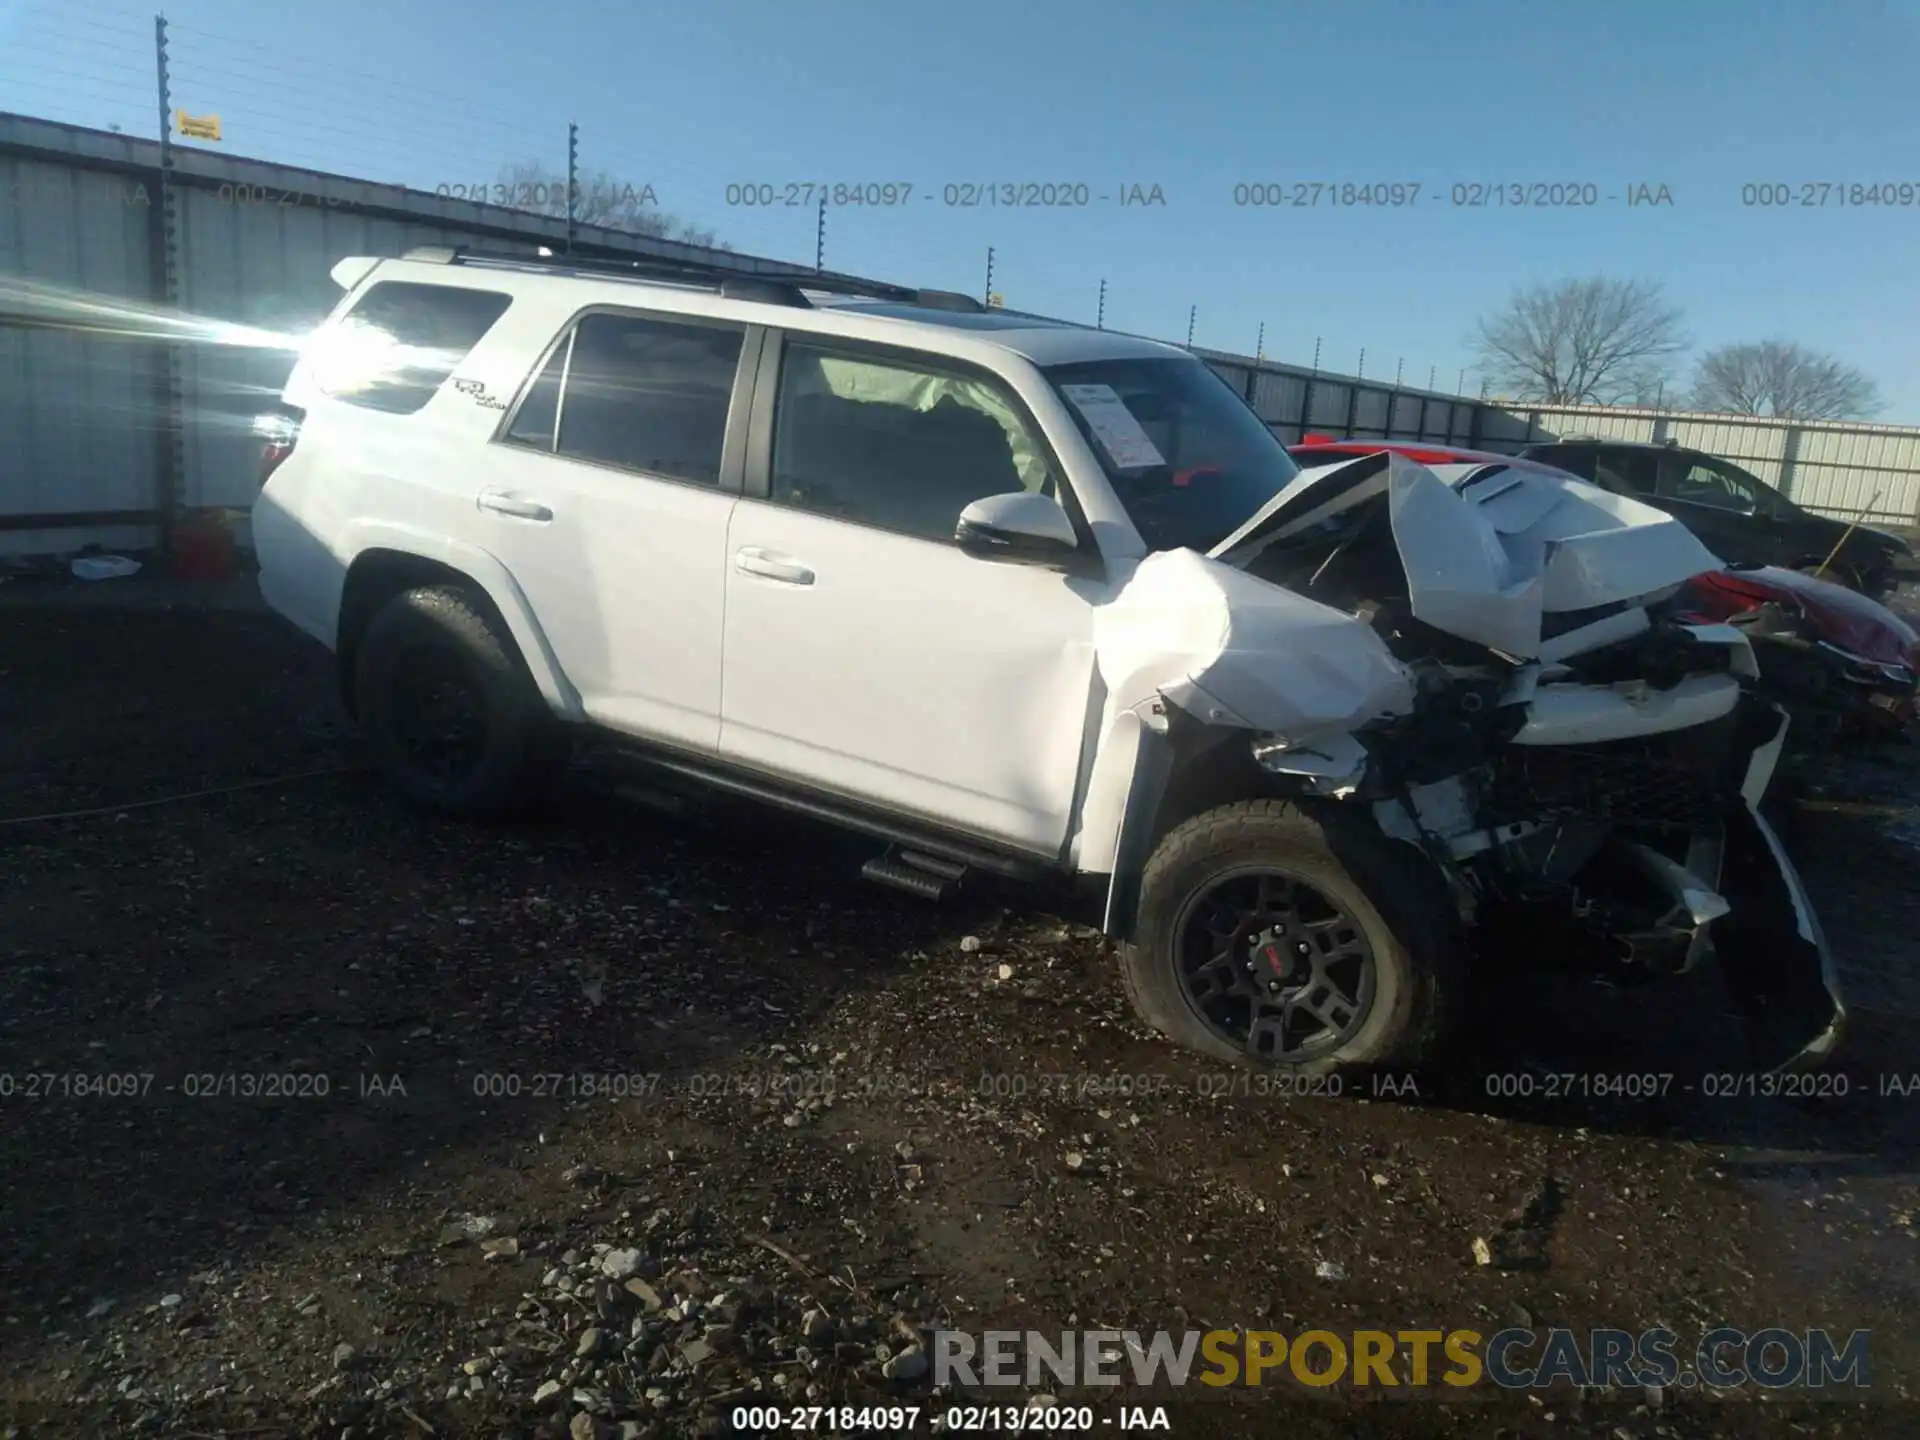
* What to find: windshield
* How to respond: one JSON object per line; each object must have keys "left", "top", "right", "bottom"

{"left": 1043, "top": 357, "right": 1301, "bottom": 553}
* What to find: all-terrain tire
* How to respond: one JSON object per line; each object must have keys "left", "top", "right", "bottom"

{"left": 1118, "top": 798, "right": 1463, "bottom": 1078}
{"left": 353, "top": 584, "right": 565, "bottom": 819}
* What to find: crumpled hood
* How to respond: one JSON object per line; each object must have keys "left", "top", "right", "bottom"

{"left": 1208, "top": 452, "right": 1724, "bottom": 659}
{"left": 1096, "top": 548, "right": 1416, "bottom": 741}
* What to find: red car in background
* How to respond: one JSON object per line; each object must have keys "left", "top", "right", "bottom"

{"left": 1287, "top": 437, "right": 1920, "bottom": 738}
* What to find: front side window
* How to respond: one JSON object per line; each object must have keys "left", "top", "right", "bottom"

{"left": 309, "top": 281, "right": 512, "bottom": 415}
{"left": 1657, "top": 455, "right": 1762, "bottom": 513}
{"left": 1042, "top": 356, "right": 1301, "bottom": 553}
{"left": 768, "top": 341, "right": 1059, "bottom": 542}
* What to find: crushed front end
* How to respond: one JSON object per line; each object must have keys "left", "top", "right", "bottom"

{"left": 1348, "top": 634, "right": 1841, "bottom": 1071}
{"left": 1107, "top": 451, "right": 1845, "bottom": 1072}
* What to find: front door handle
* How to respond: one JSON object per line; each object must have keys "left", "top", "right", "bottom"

{"left": 733, "top": 547, "right": 814, "bottom": 585}
{"left": 478, "top": 489, "right": 553, "bottom": 522}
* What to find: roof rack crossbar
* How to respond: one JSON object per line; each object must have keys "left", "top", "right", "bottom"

{"left": 400, "top": 246, "right": 987, "bottom": 314}
{"left": 403, "top": 246, "right": 926, "bottom": 305}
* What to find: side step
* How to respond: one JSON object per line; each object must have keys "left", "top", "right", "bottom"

{"left": 861, "top": 848, "right": 968, "bottom": 901}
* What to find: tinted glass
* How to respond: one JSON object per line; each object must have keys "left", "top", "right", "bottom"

{"left": 1043, "top": 356, "right": 1301, "bottom": 553}
{"left": 311, "top": 281, "right": 512, "bottom": 415}
{"left": 769, "top": 342, "right": 1059, "bottom": 542}
{"left": 504, "top": 335, "right": 567, "bottom": 451}
{"left": 555, "top": 312, "right": 743, "bottom": 485}
{"left": 1594, "top": 450, "right": 1659, "bottom": 495}
{"left": 1658, "top": 456, "right": 1760, "bottom": 512}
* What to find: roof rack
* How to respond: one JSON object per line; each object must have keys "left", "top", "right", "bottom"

{"left": 399, "top": 246, "right": 985, "bottom": 314}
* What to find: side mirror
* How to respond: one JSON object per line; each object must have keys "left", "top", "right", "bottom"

{"left": 955, "top": 491, "right": 1079, "bottom": 564}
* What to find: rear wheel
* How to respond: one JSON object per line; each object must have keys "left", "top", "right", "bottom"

{"left": 1118, "top": 799, "right": 1462, "bottom": 1078}
{"left": 353, "top": 585, "right": 566, "bottom": 818}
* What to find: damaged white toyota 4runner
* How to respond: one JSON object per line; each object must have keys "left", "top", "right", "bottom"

{"left": 254, "top": 248, "right": 1844, "bottom": 1079}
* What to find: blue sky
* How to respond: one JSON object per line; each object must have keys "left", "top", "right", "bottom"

{"left": 6, "top": 0, "right": 1920, "bottom": 415}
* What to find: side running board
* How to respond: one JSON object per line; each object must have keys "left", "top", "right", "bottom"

{"left": 861, "top": 848, "right": 969, "bottom": 901}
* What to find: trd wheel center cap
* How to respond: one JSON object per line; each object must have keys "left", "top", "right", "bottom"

{"left": 1249, "top": 926, "right": 1311, "bottom": 988}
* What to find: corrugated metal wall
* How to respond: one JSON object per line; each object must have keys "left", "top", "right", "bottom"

{"left": 0, "top": 111, "right": 898, "bottom": 555}
{"left": 0, "top": 150, "right": 160, "bottom": 551}
{"left": 1199, "top": 349, "right": 1479, "bottom": 448}
{"left": 170, "top": 192, "right": 549, "bottom": 512}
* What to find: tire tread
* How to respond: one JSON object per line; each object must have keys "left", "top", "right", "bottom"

{"left": 1119, "top": 797, "right": 1464, "bottom": 1075}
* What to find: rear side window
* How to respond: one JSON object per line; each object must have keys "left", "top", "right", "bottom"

{"left": 505, "top": 312, "right": 743, "bottom": 486}
{"left": 311, "top": 281, "right": 512, "bottom": 415}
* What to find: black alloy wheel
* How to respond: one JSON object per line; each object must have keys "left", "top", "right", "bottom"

{"left": 1174, "top": 865, "right": 1377, "bottom": 1062}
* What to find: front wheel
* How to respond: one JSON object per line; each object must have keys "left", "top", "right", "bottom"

{"left": 1118, "top": 799, "right": 1462, "bottom": 1077}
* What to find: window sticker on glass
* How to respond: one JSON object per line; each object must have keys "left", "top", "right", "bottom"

{"left": 1059, "top": 383, "right": 1168, "bottom": 469}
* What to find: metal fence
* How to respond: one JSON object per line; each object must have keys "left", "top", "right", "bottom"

{"left": 1198, "top": 350, "right": 1486, "bottom": 451}
{"left": 1189, "top": 356, "right": 1920, "bottom": 529}
{"left": 0, "top": 110, "right": 906, "bottom": 555}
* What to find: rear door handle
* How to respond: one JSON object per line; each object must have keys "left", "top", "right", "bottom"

{"left": 478, "top": 489, "right": 553, "bottom": 522}
{"left": 733, "top": 547, "right": 814, "bottom": 585}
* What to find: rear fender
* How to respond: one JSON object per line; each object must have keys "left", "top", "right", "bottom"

{"left": 340, "top": 520, "right": 583, "bottom": 721}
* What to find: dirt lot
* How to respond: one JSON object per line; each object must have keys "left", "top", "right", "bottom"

{"left": 5, "top": 579, "right": 1920, "bottom": 1439}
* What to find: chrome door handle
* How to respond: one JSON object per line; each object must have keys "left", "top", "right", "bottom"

{"left": 733, "top": 547, "right": 814, "bottom": 585}
{"left": 478, "top": 490, "right": 552, "bottom": 522}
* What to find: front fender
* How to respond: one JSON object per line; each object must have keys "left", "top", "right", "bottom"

{"left": 339, "top": 519, "right": 584, "bottom": 722}
{"left": 1086, "top": 704, "right": 1176, "bottom": 940}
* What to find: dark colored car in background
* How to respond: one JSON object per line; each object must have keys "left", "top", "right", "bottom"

{"left": 1518, "top": 438, "right": 1912, "bottom": 599}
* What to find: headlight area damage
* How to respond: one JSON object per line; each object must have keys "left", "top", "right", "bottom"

{"left": 1100, "top": 452, "right": 1843, "bottom": 1073}
{"left": 1675, "top": 564, "right": 1920, "bottom": 740}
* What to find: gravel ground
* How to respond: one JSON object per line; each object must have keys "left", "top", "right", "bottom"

{"left": 4, "top": 579, "right": 1920, "bottom": 1438}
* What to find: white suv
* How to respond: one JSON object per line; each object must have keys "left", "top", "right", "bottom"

{"left": 253, "top": 247, "right": 1844, "bottom": 1077}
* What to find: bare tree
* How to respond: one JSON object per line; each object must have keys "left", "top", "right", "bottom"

{"left": 493, "top": 160, "right": 724, "bottom": 249}
{"left": 1689, "top": 340, "right": 1880, "bottom": 420}
{"left": 1472, "top": 276, "right": 1688, "bottom": 406}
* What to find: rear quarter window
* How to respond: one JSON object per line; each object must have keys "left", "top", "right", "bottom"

{"left": 308, "top": 280, "right": 513, "bottom": 415}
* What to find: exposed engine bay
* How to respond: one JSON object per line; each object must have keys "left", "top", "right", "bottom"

{"left": 1100, "top": 452, "right": 1845, "bottom": 1071}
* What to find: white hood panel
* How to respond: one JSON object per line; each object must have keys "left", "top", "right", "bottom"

{"left": 1388, "top": 462, "right": 1546, "bottom": 657}
{"left": 1267, "top": 454, "right": 1726, "bottom": 660}
{"left": 1101, "top": 453, "right": 1725, "bottom": 735}
{"left": 1097, "top": 549, "right": 1416, "bottom": 739}
{"left": 1401, "top": 459, "right": 1720, "bottom": 658}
